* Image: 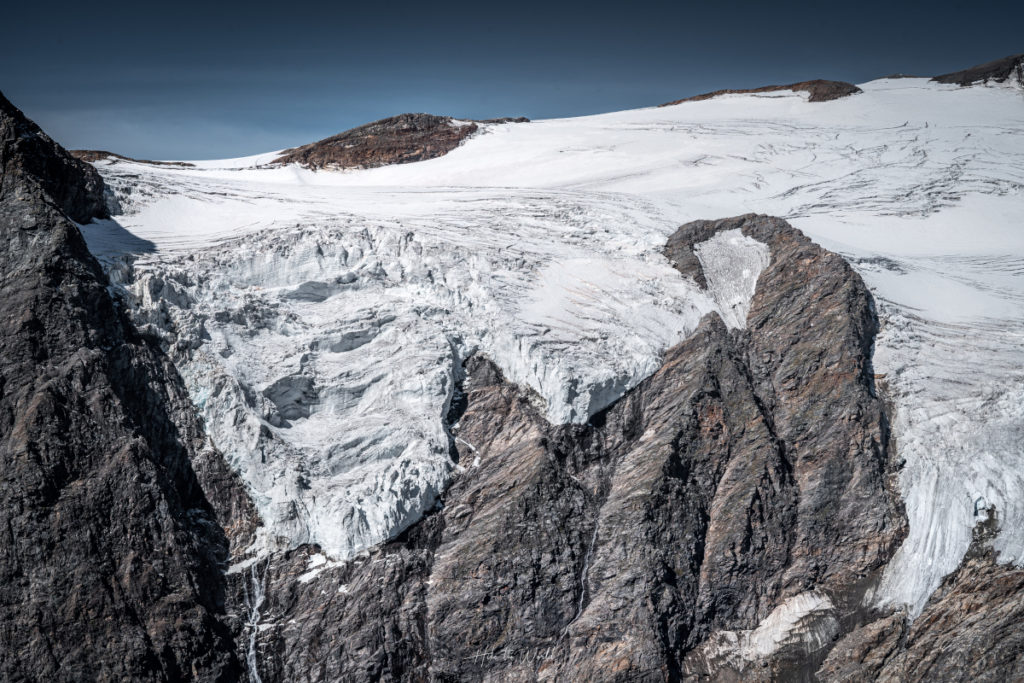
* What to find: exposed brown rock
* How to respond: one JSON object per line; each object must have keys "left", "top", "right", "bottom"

{"left": 272, "top": 113, "right": 529, "bottom": 170}
{"left": 272, "top": 113, "right": 477, "bottom": 170}
{"left": 931, "top": 54, "right": 1024, "bottom": 86}
{"left": 660, "top": 80, "right": 862, "bottom": 106}
{"left": 816, "top": 611, "right": 908, "bottom": 682}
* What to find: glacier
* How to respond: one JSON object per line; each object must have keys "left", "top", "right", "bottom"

{"left": 80, "top": 75, "right": 1024, "bottom": 617}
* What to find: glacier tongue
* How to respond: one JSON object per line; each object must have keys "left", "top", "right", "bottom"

{"left": 100, "top": 189, "right": 768, "bottom": 559}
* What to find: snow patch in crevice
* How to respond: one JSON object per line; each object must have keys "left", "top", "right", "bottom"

{"left": 694, "top": 228, "right": 771, "bottom": 329}
{"left": 693, "top": 592, "right": 839, "bottom": 671}
{"left": 297, "top": 552, "right": 345, "bottom": 583}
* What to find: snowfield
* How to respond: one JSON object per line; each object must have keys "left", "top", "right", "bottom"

{"left": 80, "top": 76, "right": 1024, "bottom": 617}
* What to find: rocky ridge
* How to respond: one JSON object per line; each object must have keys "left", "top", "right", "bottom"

{"left": 0, "top": 91, "right": 248, "bottom": 681}
{"left": 224, "top": 214, "right": 906, "bottom": 682}
{"left": 660, "top": 80, "right": 862, "bottom": 106}
{"left": 931, "top": 53, "right": 1024, "bottom": 86}
{"left": 70, "top": 149, "right": 196, "bottom": 167}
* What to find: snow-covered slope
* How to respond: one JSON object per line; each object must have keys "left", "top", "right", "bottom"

{"left": 81, "top": 77, "right": 1024, "bottom": 617}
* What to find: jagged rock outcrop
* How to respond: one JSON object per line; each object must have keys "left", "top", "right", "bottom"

{"left": 0, "top": 92, "right": 243, "bottom": 681}
{"left": 660, "top": 80, "right": 861, "bottom": 106}
{"left": 932, "top": 53, "right": 1024, "bottom": 86}
{"left": 1, "top": 94, "right": 107, "bottom": 222}
{"left": 228, "top": 214, "right": 904, "bottom": 681}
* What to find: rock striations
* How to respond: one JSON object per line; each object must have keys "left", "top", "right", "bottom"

{"left": 0, "top": 92, "right": 246, "bottom": 681}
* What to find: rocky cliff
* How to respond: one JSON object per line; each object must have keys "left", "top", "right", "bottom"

{"left": 0, "top": 92, "right": 245, "bottom": 681}
{"left": 223, "top": 214, "right": 906, "bottom": 682}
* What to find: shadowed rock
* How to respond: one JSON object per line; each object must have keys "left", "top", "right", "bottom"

{"left": 0, "top": 91, "right": 249, "bottom": 681}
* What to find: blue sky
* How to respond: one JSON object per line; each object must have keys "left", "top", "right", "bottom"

{"left": 2, "top": 0, "right": 1019, "bottom": 159}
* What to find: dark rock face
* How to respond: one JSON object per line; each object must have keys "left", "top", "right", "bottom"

{"left": 0, "top": 92, "right": 243, "bottom": 681}
{"left": 273, "top": 113, "right": 479, "bottom": 170}
{"left": 819, "top": 512, "right": 1024, "bottom": 682}
{"left": 231, "top": 214, "right": 904, "bottom": 681}
{"left": 932, "top": 54, "right": 1024, "bottom": 86}
{"left": 1, "top": 93, "right": 107, "bottom": 223}
{"left": 660, "top": 80, "right": 862, "bottom": 106}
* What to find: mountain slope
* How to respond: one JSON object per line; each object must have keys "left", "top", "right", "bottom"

{"left": 5, "top": 52, "right": 1024, "bottom": 681}
{"left": 0, "top": 92, "right": 243, "bottom": 681}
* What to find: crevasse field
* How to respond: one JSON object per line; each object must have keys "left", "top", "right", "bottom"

{"left": 80, "top": 77, "right": 1024, "bottom": 617}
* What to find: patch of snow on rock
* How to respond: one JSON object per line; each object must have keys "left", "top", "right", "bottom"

{"left": 693, "top": 592, "right": 839, "bottom": 671}
{"left": 694, "top": 228, "right": 771, "bottom": 328}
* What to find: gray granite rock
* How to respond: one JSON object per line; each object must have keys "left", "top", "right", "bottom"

{"left": 0, "top": 90, "right": 243, "bottom": 682}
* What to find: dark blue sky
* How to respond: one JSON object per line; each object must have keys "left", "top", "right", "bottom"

{"left": 2, "top": 0, "right": 1019, "bottom": 159}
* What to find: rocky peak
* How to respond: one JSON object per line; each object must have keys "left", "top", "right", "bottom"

{"left": 272, "top": 112, "right": 528, "bottom": 170}
{"left": 0, "top": 92, "right": 244, "bottom": 681}
{"left": 272, "top": 112, "right": 477, "bottom": 169}
{"left": 0, "top": 91, "right": 107, "bottom": 223}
